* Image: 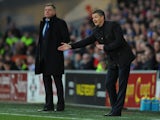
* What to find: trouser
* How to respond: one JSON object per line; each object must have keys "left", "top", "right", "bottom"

{"left": 105, "top": 63, "right": 130, "bottom": 113}
{"left": 43, "top": 74, "right": 64, "bottom": 109}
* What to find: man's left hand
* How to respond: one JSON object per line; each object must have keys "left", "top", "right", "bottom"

{"left": 96, "top": 42, "right": 104, "bottom": 50}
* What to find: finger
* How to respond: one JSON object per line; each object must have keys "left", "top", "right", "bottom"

{"left": 58, "top": 47, "right": 63, "bottom": 51}
{"left": 96, "top": 44, "right": 99, "bottom": 47}
{"left": 57, "top": 46, "right": 61, "bottom": 50}
{"left": 61, "top": 42, "right": 66, "bottom": 45}
{"left": 95, "top": 41, "right": 99, "bottom": 45}
{"left": 58, "top": 46, "right": 63, "bottom": 49}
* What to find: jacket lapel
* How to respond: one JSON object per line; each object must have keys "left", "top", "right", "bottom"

{"left": 103, "top": 21, "right": 111, "bottom": 40}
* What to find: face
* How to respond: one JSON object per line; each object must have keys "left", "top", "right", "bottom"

{"left": 92, "top": 13, "right": 104, "bottom": 27}
{"left": 44, "top": 6, "right": 56, "bottom": 18}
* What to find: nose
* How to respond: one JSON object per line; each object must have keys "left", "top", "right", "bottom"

{"left": 45, "top": 9, "right": 49, "bottom": 13}
{"left": 93, "top": 19, "right": 96, "bottom": 22}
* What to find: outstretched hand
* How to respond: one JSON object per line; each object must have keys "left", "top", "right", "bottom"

{"left": 58, "top": 42, "right": 71, "bottom": 51}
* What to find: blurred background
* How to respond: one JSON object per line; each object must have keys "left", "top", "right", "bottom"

{"left": 0, "top": 0, "right": 160, "bottom": 71}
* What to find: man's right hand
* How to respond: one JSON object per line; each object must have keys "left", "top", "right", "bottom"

{"left": 58, "top": 42, "right": 71, "bottom": 51}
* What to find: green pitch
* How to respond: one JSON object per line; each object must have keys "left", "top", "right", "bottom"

{"left": 0, "top": 102, "right": 159, "bottom": 120}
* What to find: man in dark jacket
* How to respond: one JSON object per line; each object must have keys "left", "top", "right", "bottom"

{"left": 58, "top": 9, "right": 135, "bottom": 116}
{"left": 35, "top": 3, "right": 70, "bottom": 111}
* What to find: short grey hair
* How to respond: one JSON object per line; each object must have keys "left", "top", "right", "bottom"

{"left": 45, "top": 3, "right": 56, "bottom": 9}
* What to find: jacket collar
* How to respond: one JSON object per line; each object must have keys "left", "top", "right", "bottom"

{"left": 42, "top": 15, "right": 57, "bottom": 22}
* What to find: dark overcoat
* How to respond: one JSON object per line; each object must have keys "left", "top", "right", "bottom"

{"left": 71, "top": 21, "right": 135, "bottom": 67}
{"left": 35, "top": 16, "right": 70, "bottom": 75}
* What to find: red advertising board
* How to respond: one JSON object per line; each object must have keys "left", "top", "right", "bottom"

{"left": 0, "top": 72, "right": 27, "bottom": 102}
{"left": 105, "top": 71, "right": 157, "bottom": 108}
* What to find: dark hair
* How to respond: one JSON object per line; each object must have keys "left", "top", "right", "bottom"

{"left": 92, "top": 9, "right": 105, "bottom": 19}
{"left": 45, "top": 3, "right": 56, "bottom": 9}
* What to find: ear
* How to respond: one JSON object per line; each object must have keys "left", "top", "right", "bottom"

{"left": 102, "top": 16, "right": 105, "bottom": 20}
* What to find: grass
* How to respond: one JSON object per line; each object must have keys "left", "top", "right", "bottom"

{"left": 0, "top": 102, "right": 160, "bottom": 120}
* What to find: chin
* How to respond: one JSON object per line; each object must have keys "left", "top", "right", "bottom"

{"left": 95, "top": 25, "right": 100, "bottom": 27}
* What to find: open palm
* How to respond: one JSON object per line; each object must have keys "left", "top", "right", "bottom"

{"left": 58, "top": 42, "right": 71, "bottom": 51}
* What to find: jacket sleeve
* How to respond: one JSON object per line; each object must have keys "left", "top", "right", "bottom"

{"left": 60, "top": 20, "right": 70, "bottom": 43}
{"left": 103, "top": 22, "right": 124, "bottom": 52}
{"left": 70, "top": 34, "right": 96, "bottom": 49}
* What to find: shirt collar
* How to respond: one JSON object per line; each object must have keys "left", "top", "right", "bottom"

{"left": 45, "top": 18, "right": 50, "bottom": 22}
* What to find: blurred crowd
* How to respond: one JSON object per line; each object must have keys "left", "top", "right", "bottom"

{"left": 65, "top": 0, "right": 160, "bottom": 72}
{"left": 0, "top": 0, "right": 160, "bottom": 72}
{"left": 0, "top": 22, "right": 37, "bottom": 71}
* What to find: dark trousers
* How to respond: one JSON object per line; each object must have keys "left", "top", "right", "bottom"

{"left": 106, "top": 63, "right": 130, "bottom": 114}
{"left": 43, "top": 74, "right": 64, "bottom": 109}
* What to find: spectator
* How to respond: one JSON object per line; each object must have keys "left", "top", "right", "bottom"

{"left": 80, "top": 53, "right": 95, "bottom": 70}
{"left": 155, "top": 52, "right": 160, "bottom": 70}
{"left": 21, "top": 32, "right": 34, "bottom": 46}
{"left": 72, "top": 53, "right": 82, "bottom": 69}
{"left": 141, "top": 44, "right": 156, "bottom": 70}
{"left": 26, "top": 55, "right": 35, "bottom": 71}
{"left": 96, "top": 59, "right": 107, "bottom": 72}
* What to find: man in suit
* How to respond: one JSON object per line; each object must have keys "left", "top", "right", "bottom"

{"left": 35, "top": 3, "right": 70, "bottom": 111}
{"left": 58, "top": 9, "right": 135, "bottom": 116}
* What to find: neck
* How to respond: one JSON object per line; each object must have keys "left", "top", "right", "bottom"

{"left": 43, "top": 15, "right": 56, "bottom": 21}
{"left": 98, "top": 21, "right": 104, "bottom": 27}
{"left": 46, "top": 18, "right": 50, "bottom": 21}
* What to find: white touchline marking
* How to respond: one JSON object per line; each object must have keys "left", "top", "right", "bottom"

{"left": 0, "top": 112, "right": 93, "bottom": 120}
{"left": 120, "top": 117, "right": 129, "bottom": 119}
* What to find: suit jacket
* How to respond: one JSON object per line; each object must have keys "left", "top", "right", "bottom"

{"left": 71, "top": 21, "right": 135, "bottom": 67}
{"left": 35, "top": 16, "right": 70, "bottom": 75}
